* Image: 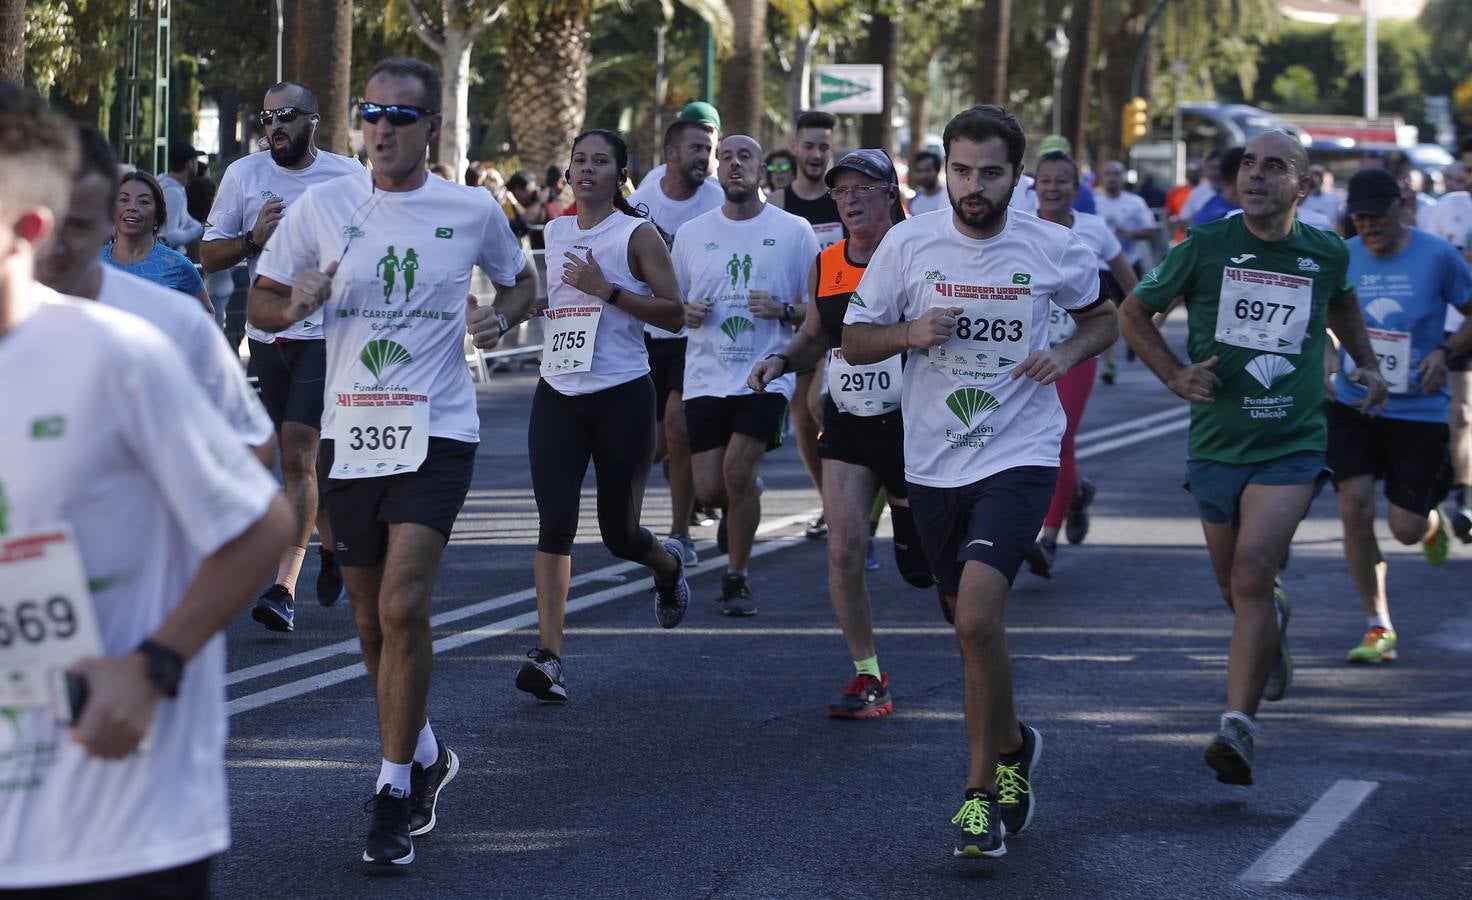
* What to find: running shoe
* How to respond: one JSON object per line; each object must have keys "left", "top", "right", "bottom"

{"left": 670, "top": 532, "right": 699, "bottom": 567}
{"left": 1263, "top": 586, "right": 1292, "bottom": 702}
{"left": 1450, "top": 503, "right": 1472, "bottom": 545}
{"left": 996, "top": 723, "right": 1042, "bottom": 835}
{"left": 363, "top": 785, "right": 414, "bottom": 866}
{"left": 1065, "top": 478, "right": 1097, "bottom": 545}
{"left": 409, "top": 740, "right": 459, "bottom": 836}
{"left": 654, "top": 538, "right": 690, "bottom": 629}
{"left": 691, "top": 504, "right": 718, "bottom": 529}
{"left": 1024, "top": 537, "right": 1056, "bottom": 578}
{"left": 720, "top": 573, "right": 758, "bottom": 617}
{"left": 716, "top": 508, "right": 729, "bottom": 554}
{"left": 865, "top": 537, "right": 880, "bottom": 571}
{"left": 805, "top": 514, "right": 828, "bottom": 539}
{"left": 515, "top": 648, "right": 568, "bottom": 703}
{"left": 251, "top": 584, "right": 295, "bottom": 633}
{"left": 1423, "top": 510, "right": 1452, "bottom": 566}
{"left": 1204, "top": 718, "right": 1254, "bottom": 786}
{"left": 827, "top": 672, "right": 892, "bottom": 719}
{"left": 316, "top": 546, "right": 346, "bottom": 607}
{"left": 952, "top": 790, "right": 1006, "bottom": 859}
{"left": 1347, "top": 626, "right": 1397, "bottom": 664}
{"left": 1100, "top": 361, "right": 1117, "bottom": 385}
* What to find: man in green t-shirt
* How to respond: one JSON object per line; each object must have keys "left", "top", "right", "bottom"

{"left": 1120, "top": 130, "right": 1388, "bottom": 787}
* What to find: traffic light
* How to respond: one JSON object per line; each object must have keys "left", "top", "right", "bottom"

{"left": 1121, "top": 97, "right": 1150, "bottom": 148}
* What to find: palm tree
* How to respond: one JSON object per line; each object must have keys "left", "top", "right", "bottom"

{"left": 1, "top": 0, "right": 23, "bottom": 81}
{"left": 299, "top": 0, "right": 353, "bottom": 155}
{"left": 402, "top": 0, "right": 507, "bottom": 178}
{"left": 972, "top": 0, "right": 1011, "bottom": 106}
{"left": 717, "top": 0, "right": 765, "bottom": 137}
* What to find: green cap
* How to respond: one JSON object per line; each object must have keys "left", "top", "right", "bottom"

{"left": 679, "top": 101, "right": 721, "bottom": 131}
{"left": 1037, "top": 134, "right": 1072, "bottom": 156}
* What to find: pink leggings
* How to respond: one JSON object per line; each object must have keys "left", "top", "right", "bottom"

{"left": 1044, "top": 357, "right": 1098, "bottom": 530}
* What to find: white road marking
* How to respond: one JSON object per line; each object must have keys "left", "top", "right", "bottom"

{"left": 1077, "top": 415, "right": 1189, "bottom": 460}
{"left": 1074, "top": 406, "right": 1186, "bottom": 446}
{"left": 1238, "top": 779, "right": 1378, "bottom": 885}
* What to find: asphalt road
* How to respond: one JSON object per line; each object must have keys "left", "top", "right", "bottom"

{"left": 214, "top": 334, "right": 1472, "bottom": 899}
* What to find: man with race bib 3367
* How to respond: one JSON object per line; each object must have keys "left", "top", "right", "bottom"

{"left": 1120, "top": 130, "right": 1388, "bottom": 788}
{"left": 843, "top": 106, "right": 1119, "bottom": 860}
{"left": 248, "top": 58, "right": 537, "bottom": 868}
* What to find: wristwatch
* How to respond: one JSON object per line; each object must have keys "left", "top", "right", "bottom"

{"left": 242, "top": 233, "right": 262, "bottom": 259}
{"left": 495, "top": 310, "right": 511, "bottom": 337}
{"left": 781, "top": 303, "right": 796, "bottom": 323}
{"left": 136, "top": 639, "right": 184, "bottom": 698}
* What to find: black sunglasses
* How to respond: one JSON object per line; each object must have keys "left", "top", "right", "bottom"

{"left": 257, "top": 106, "right": 309, "bottom": 126}
{"left": 359, "top": 102, "right": 437, "bottom": 127}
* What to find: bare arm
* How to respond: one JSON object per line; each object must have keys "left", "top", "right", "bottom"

{"left": 1012, "top": 300, "right": 1118, "bottom": 385}
{"left": 247, "top": 264, "right": 335, "bottom": 333}
{"left": 468, "top": 257, "right": 539, "bottom": 349}
{"left": 200, "top": 238, "right": 246, "bottom": 273}
{"left": 843, "top": 306, "right": 962, "bottom": 366}
{"left": 747, "top": 261, "right": 828, "bottom": 392}
{"left": 1326, "top": 287, "right": 1388, "bottom": 413}
{"left": 195, "top": 288, "right": 215, "bottom": 317}
{"left": 1119, "top": 293, "right": 1221, "bottom": 403}
{"left": 1106, "top": 253, "right": 1138, "bottom": 295}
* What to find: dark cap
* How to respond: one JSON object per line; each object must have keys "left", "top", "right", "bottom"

{"left": 678, "top": 101, "right": 721, "bottom": 131}
{"left": 824, "top": 148, "right": 898, "bottom": 188}
{"left": 169, "top": 139, "right": 205, "bottom": 171}
{"left": 1345, "top": 168, "right": 1402, "bottom": 217}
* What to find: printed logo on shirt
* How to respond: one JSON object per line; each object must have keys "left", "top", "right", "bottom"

{"left": 376, "top": 245, "right": 421, "bottom": 302}
{"left": 1242, "top": 354, "right": 1297, "bottom": 419}
{"left": 924, "top": 270, "right": 947, "bottom": 283}
{"left": 1230, "top": 254, "right": 1256, "bottom": 264}
{"left": 849, "top": 293, "right": 867, "bottom": 308}
{"left": 1297, "top": 257, "right": 1321, "bottom": 273}
{"left": 726, "top": 253, "right": 754, "bottom": 288}
{"left": 359, "top": 339, "right": 413, "bottom": 378}
{"left": 0, "top": 705, "right": 54, "bottom": 792}
{"left": 29, "top": 416, "right": 64, "bottom": 439}
{"left": 944, "top": 387, "right": 999, "bottom": 449}
{"left": 1012, "top": 273, "right": 1032, "bottom": 285}
{"left": 435, "top": 227, "right": 454, "bottom": 239}
{"left": 260, "top": 190, "right": 282, "bottom": 201}
{"left": 704, "top": 241, "right": 719, "bottom": 251}
{"left": 720, "top": 316, "right": 756, "bottom": 344}
{"left": 1363, "top": 297, "right": 1403, "bottom": 325}
{"left": 342, "top": 225, "right": 366, "bottom": 239}
{"left": 762, "top": 238, "right": 776, "bottom": 246}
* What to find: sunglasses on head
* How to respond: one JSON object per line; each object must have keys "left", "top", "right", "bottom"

{"left": 359, "top": 102, "right": 437, "bottom": 127}
{"left": 766, "top": 161, "right": 793, "bottom": 173}
{"left": 257, "top": 106, "right": 310, "bottom": 126}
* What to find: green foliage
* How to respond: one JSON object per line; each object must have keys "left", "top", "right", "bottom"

{"left": 1270, "top": 64, "right": 1317, "bottom": 113}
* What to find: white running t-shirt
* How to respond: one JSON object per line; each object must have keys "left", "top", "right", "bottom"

{"left": 1093, "top": 190, "right": 1155, "bottom": 266}
{"left": 674, "top": 204, "right": 818, "bottom": 401}
{"left": 205, "top": 149, "right": 363, "bottom": 343}
{"left": 542, "top": 212, "right": 655, "bottom": 395}
{"left": 96, "top": 266, "right": 273, "bottom": 448}
{"left": 908, "top": 188, "right": 947, "bottom": 216}
{"left": 1424, "top": 191, "right": 1472, "bottom": 332}
{"left": 627, "top": 175, "right": 724, "bottom": 339}
{"left": 257, "top": 174, "right": 527, "bottom": 445}
{"left": 1069, "top": 211, "right": 1124, "bottom": 272}
{"left": 845, "top": 209, "right": 1101, "bottom": 488}
{"left": 0, "top": 287, "right": 278, "bottom": 889}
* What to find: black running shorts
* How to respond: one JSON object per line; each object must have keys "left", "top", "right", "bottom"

{"left": 683, "top": 393, "right": 788, "bottom": 455}
{"left": 249, "top": 337, "right": 326, "bottom": 429}
{"left": 907, "top": 466, "right": 1059, "bottom": 594}
{"left": 317, "top": 437, "right": 477, "bottom": 567}
{"left": 644, "top": 334, "right": 687, "bottom": 422}
{"left": 817, "top": 398, "right": 908, "bottom": 499}
{"left": 1326, "top": 401, "right": 1452, "bottom": 515}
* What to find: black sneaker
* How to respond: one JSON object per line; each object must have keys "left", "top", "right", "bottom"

{"left": 691, "top": 504, "right": 718, "bottom": 529}
{"left": 515, "top": 648, "right": 567, "bottom": 703}
{"left": 362, "top": 785, "right": 414, "bottom": 866}
{"left": 805, "top": 514, "right": 828, "bottom": 539}
{"left": 1449, "top": 498, "right": 1472, "bottom": 544}
{"left": 827, "top": 672, "right": 892, "bottom": 719}
{"left": 251, "top": 584, "right": 295, "bottom": 633}
{"left": 653, "top": 538, "right": 690, "bottom": 629}
{"left": 409, "top": 741, "right": 459, "bottom": 836}
{"left": 1065, "top": 478, "right": 1096, "bottom": 545}
{"left": 1024, "top": 537, "right": 1055, "bottom": 578}
{"left": 1204, "top": 717, "right": 1255, "bottom": 786}
{"left": 719, "top": 573, "right": 757, "bottom": 617}
{"left": 996, "top": 723, "right": 1042, "bottom": 835}
{"left": 952, "top": 789, "right": 1006, "bottom": 859}
{"left": 316, "top": 546, "right": 346, "bottom": 607}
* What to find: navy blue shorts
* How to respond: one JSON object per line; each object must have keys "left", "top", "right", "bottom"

{"left": 907, "top": 466, "right": 1058, "bottom": 594}
{"left": 1184, "top": 450, "right": 1329, "bottom": 526}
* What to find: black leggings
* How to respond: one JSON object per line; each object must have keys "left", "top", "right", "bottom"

{"left": 530, "top": 376, "right": 658, "bottom": 560}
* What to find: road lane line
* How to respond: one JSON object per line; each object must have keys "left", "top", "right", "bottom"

{"left": 1238, "top": 779, "right": 1378, "bottom": 885}
{"left": 1076, "top": 416, "right": 1189, "bottom": 460}
{"left": 1074, "top": 406, "right": 1186, "bottom": 445}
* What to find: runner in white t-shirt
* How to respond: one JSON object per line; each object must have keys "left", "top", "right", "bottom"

{"left": 0, "top": 82, "right": 293, "bottom": 898}
{"left": 627, "top": 119, "right": 726, "bottom": 565}
{"left": 514, "top": 129, "right": 691, "bottom": 705}
{"left": 1023, "top": 150, "right": 1139, "bottom": 579}
{"left": 248, "top": 58, "right": 537, "bottom": 868}
{"left": 675, "top": 134, "right": 820, "bottom": 616}
{"left": 202, "top": 81, "right": 365, "bottom": 628}
{"left": 906, "top": 150, "right": 947, "bottom": 216}
{"left": 1423, "top": 189, "right": 1472, "bottom": 540}
{"left": 842, "top": 105, "right": 1117, "bottom": 861}
{"left": 36, "top": 124, "right": 274, "bottom": 457}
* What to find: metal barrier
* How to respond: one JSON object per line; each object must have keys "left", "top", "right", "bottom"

{"left": 465, "top": 248, "right": 548, "bottom": 382}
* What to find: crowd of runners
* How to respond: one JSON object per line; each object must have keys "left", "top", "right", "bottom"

{"left": 1, "top": 53, "right": 1469, "bottom": 894}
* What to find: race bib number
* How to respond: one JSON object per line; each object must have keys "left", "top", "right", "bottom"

{"left": 812, "top": 222, "right": 843, "bottom": 250}
{"left": 827, "top": 348, "right": 902, "bottom": 416}
{"left": 1344, "top": 328, "right": 1412, "bottom": 394}
{"left": 331, "top": 391, "right": 430, "bottom": 479}
{"left": 541, "top": 304, "right": 602, "bottom": 376}
{"left": 1214, "top": 266, "right": 1313, "bottom": 354}
{"left": 1047, "top": 302, "right": 1077, "bottom": 347}
{"left": 929, "top": 296, "right": 1031, "bottom": 378}
{"left": 0, "top": 526, "right": 104, "bottom": 710}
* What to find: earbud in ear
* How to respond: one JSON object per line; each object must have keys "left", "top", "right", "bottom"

{"left": 564, "top": 169, "right": 572, "bottom": 183}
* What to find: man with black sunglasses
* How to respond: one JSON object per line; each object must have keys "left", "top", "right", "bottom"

{"left": 204, "top": 82, "right": 363, "bottom": 632}
{"left": 249, "top": 57, "right": 537, "bottom": 869}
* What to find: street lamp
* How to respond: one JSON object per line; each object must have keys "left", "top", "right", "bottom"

{"left": 1046, "top": 26, "right": 1070, "bottom": 137}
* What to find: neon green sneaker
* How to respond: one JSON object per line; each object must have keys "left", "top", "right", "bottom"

{"left": 1347, "top": 626, "right": 1397, "bottom": 664}
{"left": 951, "top": 790, "right": 1006, "bottom": 858}
{"left": 1423, "top": 511, "right": 1451, "bottom": 567}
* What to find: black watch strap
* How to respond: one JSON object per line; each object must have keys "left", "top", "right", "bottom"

{"left": 243, "top": 233, "right": 261, "bottom": 259}
{"left": 137, "top": 639, "right": 184, "bottom": 698}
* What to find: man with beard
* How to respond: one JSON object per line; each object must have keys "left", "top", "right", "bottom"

{"left": 629, "top": 119, "right": 727, "bottom": 565}
{"left": 907, "top": 150, "right": 946, "bottom": 216}
{"left": 203, "top": 81, "right": 364, "bottom": 630}
{"left": 843, "top": 105, "right": 1117, "bottom": 859}
{"left": 675, "top": 134, "right": 819, "bottom": 615}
